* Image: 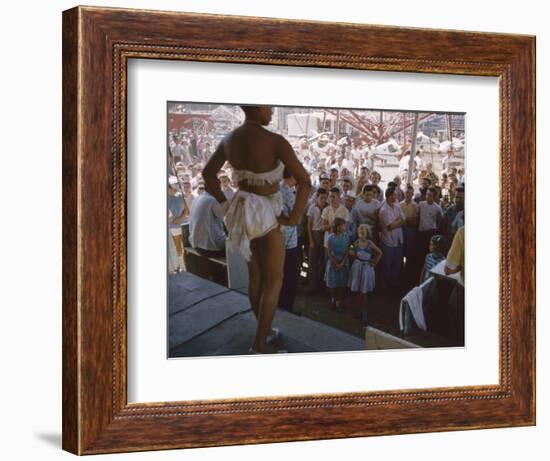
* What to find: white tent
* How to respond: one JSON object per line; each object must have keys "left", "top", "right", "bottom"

{"left": 287, "top": 112, "right": 336, "bottom": 137}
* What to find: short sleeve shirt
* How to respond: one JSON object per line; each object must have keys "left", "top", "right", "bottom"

{"left": 321, "top": 204, "right": 350, "bottom": 227}
{"left": 188, "top": 192, "right": 226, "bottom": 251}
{"left": 353, "top": 199, "right": 381, "bottom": 226}
{"left": 168, "top": 193, "right": 184, "bottom": 231}
{"left": 418, "top": 201, "right": 443, "bottom": 231}
{"left": 280, "top": 181, "right": 298, "bottom": 249}
{"left": 378, "top": 202, "right": 405, "bottom": 247}
{"left": 321, "top": 204, "right": 350, "bottom": 247}
{"left": 307, "top": 203, "right": 324, "bottom": 231}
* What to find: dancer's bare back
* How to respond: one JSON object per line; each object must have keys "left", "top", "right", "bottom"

{"left": 224, "top": 123, "right": 286, "bottom": 196}
{"left": 205, "top": 125, "right": 308, "bottom": 199}
{"left": 203, "top": 107, "right": 310, "bottom": 226}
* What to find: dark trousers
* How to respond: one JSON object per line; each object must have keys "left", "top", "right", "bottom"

{"left": 418, "top": 229, "right": 437, "bottom": 261}
{"left": 182, "top": 224, "right": 190, "bottom": 247}
{"left": 307, "top": 230, "right": 325, "bottom": 292}
{"left": 448, "top": 282, "right": 465, "bottom": 346}
{"left": 278, "top": 246, "right": 301, "bottom": 312}
{"left": 402, "top": 226, "right": 421, "bottom": 289}
{"left": 402, "top": 226, "right": 418, "bottom": 261}
{"left": 380, "top": 243, "right": 403, "bottom": 290}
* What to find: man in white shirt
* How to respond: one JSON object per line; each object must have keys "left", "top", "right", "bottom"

{"left": 340, "top": 175, "right": 354, "bottom": 197}
{"left": 167, "top": 177, "right": 187, "bottom": 271}
{"left": 306, "top": 188, "right": 328, "bottom": 292}
{"left": 171, "top": 137, "right": 189, "bottom": 164}
{"left": 321, "top": 187, "right": 350, "bottom": 248}
{"left": 350, "top": 142, "right": 364, "bottom": 161}
{"left": 188, "top": 191, "right": 227, "bottom": 258}
{"left": 278, "top": 174, "right": 300, "bottom": 312}
{"left": 457, "top": 168, "right": 465, "bottom": 185}
{"left": 328, "top": 167, "right": 339, "bottom": 189}
{"left": 365, "top": 147, "right": 375, "bottom": 171}
{"left": 378, "top": 187, "right": 405, "bottom": 290}
{"left": 418, "top": 186, "right": 443, "bottom": 257}
{"left": 342, "top": 158, "right": 355, "bottom": 175}
{"left": 352, "top": 184, "right": 381, "bottom": 244}
{"left": 393, "top": 175, "right": 405, "bottom": 202}
{"left": 176, "top": 179, "right": 194, "bottom": 246}
{"left": 343, "top": 192, "right": 357, "bottom": 241}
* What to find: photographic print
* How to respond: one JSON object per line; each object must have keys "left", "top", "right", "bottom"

{"left": 167, "top": 103, "right": 466, "bottom": 357}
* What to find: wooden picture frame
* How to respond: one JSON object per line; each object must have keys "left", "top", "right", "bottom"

{"left": 62, "top": 5, "right": 535, "bottom": 455}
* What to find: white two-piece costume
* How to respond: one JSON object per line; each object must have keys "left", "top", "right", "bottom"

{"left": 223, "top": 160, "right": 285, "bottom": 261}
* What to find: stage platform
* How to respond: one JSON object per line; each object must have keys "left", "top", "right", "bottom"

{"left": 169, "top": 271, "right": 417, "bottom": 358}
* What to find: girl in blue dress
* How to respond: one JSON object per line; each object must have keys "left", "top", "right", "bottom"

{"left": 325, "top": 217, "right": 350, "bottom": 311}
{"left": 420, "top": 234, "right": 448, "bottom": 283}
{"left": 349, "top": 224, "right": 382, "bottom": 320}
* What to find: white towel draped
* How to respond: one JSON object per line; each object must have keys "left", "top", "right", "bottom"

{"left": 223, "top": 190, "right": 283, "bottom": 261}
{"left": 399, "top": 285, "right": 427, "bottom": 332}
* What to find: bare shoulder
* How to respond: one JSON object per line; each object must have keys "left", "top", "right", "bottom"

{"left": 222, "top": 129, "right": 236, "bottom": 144}
{"left": 271, "top": 131, "right": 292, "bottom": 149}
{"left": 271, "top": 131, "right": 287, "bottom": 141}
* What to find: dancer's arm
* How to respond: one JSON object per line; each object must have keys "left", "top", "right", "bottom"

{"left": 203, "top": 142, "right": 228, "bottom": 205}
{"left": 276, "top": 135, "right": 311, "bottom": 226}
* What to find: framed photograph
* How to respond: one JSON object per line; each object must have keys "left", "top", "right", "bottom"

{"left": 62, "top": 5, "right": 535, "bottom": 455}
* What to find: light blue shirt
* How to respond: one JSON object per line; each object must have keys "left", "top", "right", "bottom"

{"left": 280, "top": 180, "right": 298, "bottom": 249}
{"left": 188, "top": 192, "right": 226, "bottom": 251}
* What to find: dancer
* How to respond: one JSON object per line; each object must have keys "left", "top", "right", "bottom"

{"left": 202, "top": 105, "right": 311, "bottom": 354}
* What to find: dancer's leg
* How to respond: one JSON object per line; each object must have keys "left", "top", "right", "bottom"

{"left": 252, "top": 228, "right": 285, "bottom": 352}
{"left": 247, "top": 238, "right": 262, "bottom": 318}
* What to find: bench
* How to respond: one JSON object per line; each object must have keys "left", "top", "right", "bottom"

{"left": 183, "top": 241, "right": 250, "bottom": 294}
{"left": 183, "top": 246, "right": 228, "bottom": 287}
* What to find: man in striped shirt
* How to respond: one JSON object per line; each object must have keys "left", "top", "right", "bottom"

{"left": 378, "top": 187, "right": 405, "bottom": 290}
{"left": 278, "top": 172, "right": 300, "bottom": 313}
